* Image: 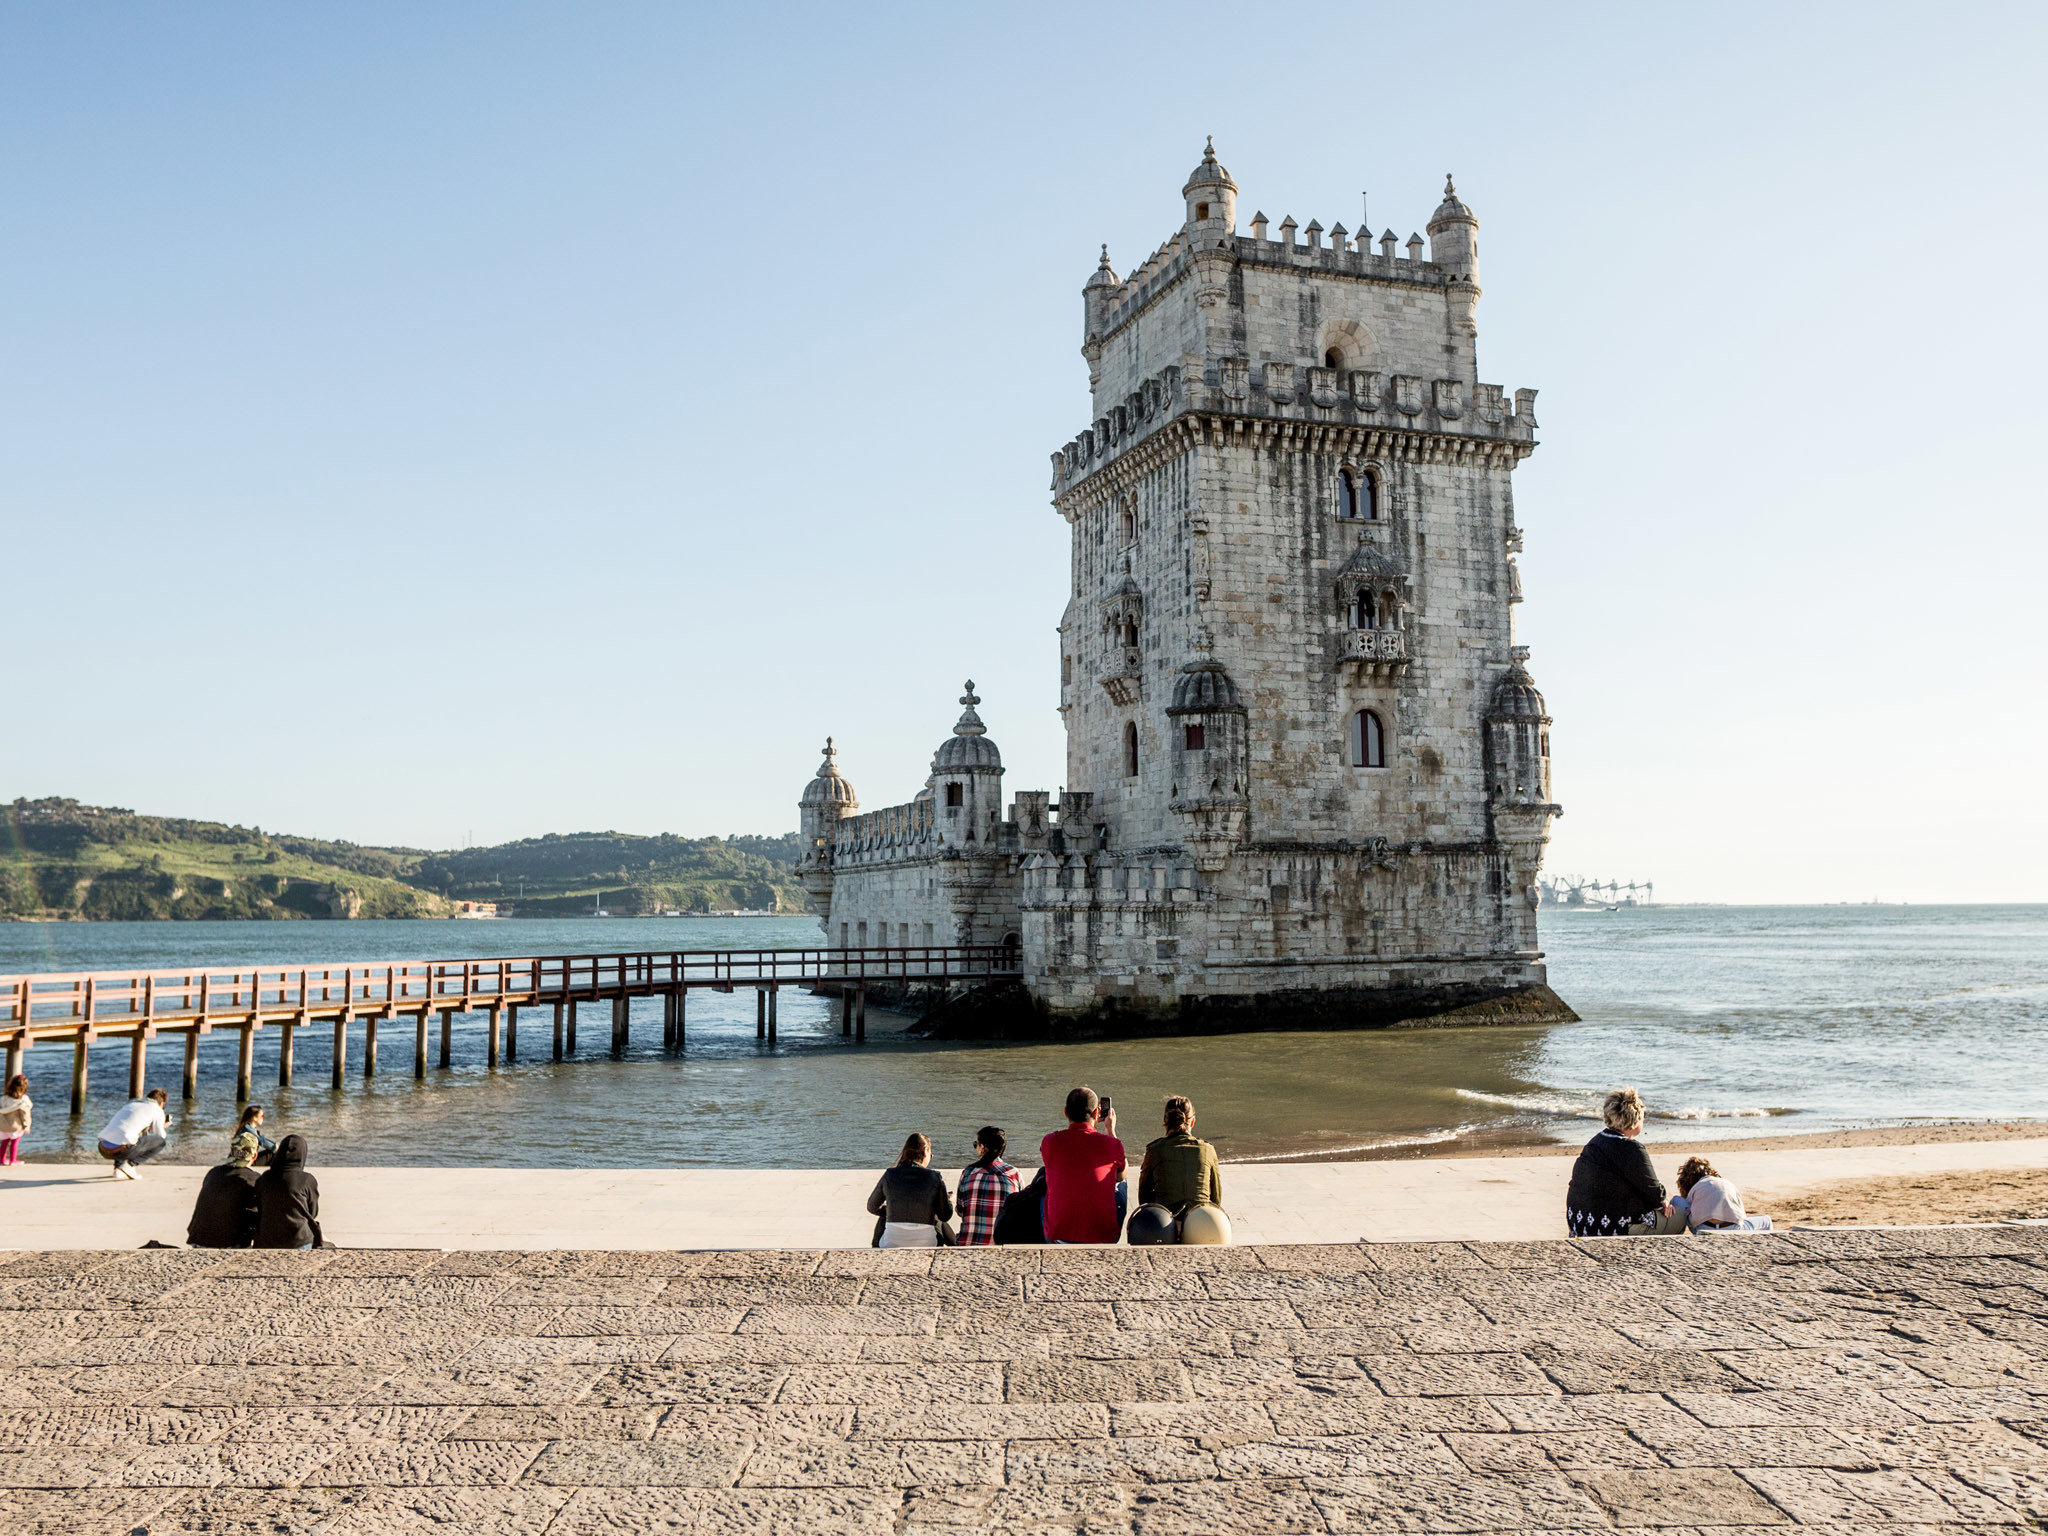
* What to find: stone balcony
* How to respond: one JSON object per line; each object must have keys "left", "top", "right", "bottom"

{"left": 1340, "top": 626, "right": 1408, "bottom": 676}
{"left": 1100, "top": 647, "right": 1142, "bottom": 705}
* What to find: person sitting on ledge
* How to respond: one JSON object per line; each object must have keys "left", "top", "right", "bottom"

{"left": 1565, "top": 1086, "right": 1686, "bottom": 1237}
{"left": 1671, "top": 1155, "right": 1774, "bottom": 1233}
{"left": 97, "top": 1088, "right": 172, "bottom": 1181}
{"left": 1136, "top": 1095, "right": 1228, "bottom": 1244}
{"left": 955, "top": 1126, "right": 1022, "bottom": 1247}
{"left": 230, "top": 1104, "right": 276, "bottom": 1169}
{"left": 868, "top": 1133, "right": 956, "bottom": 1248}
{"left": 1040, "top": 1086, "right": 1126, "bottom": 1244}
{"left": 255, "top": 1134, "right": 322, "bottom": 1250}
{"left": 187, "top": 1160, "right": 263, "bottom": 1248}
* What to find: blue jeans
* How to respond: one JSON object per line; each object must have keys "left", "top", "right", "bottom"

{"left": 103, "top": 1129, "right": 167, "bottom": 1170}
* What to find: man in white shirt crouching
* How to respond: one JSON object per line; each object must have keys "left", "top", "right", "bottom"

{"left": 98, "top": 1088, "right": 172, "bottom": 1180}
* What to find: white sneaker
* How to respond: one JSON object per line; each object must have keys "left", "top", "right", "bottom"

{"left": 118, "top": 1165, "right": 138, "bottom": 1180}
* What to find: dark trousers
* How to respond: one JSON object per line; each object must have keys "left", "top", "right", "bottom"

{"left": 119, "top": 1129, "right": 168, "bottom": 1169}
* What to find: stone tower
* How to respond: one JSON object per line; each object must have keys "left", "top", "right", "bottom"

{"left": 1025, "top": 146, "right": 1568, "bottom": 1026}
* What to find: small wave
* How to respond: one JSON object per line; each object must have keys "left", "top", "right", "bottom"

{"left": 1454, "top": 1088, "right": 1798, "bottom": 1122}
{"left": 1230, "top": 1129, "right": 1462, "bottom": 1163}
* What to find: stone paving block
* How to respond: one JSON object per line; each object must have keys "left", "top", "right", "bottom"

{"left": 527, "top": 1439, "right": 754, "bottom": 1487}
{"left": 1632, "top": 1424, "right": 1871, "bottom": 1469}
{"left": 195, "top": 1252, "right": 343, "bottom": 1279}
{"left": 1196, "top": 1269, "right": 1383, "bottom": 1301}
{"left": 1266, "top": 1393, "right": 1510, "bottom": 1436}
{"left": 852, "top": 1404, "right": 1109, "bottom": 1441}
{"left": 1737, "top": 1465, "right": 2025, "bottom": 1525}
{"left": 158, "top": 1365, "right": 383, "bottom": 1408}
{"left": 1105, "top": 1403, "right": 1269, "bottom": 1446}
{"left": 450, "top": 1405, "right": 662, "bottom": 1440}
{"left": 1005, "top": 1436, "right": 1215, "bottom": 1485}
{"left": 0, "top": 1486, "right": 179, "bottom": 1536}
{"left": 233, "top": 1406, "right": 472, "bottom": 1443}
{"left": 544, "top": 1304, "right": 748, "bottom": 1335}
{"left": 1364, "top": 1349, "right": 1558, "bottom": 1397}
{"left": 744, "top": 1438, "right": 1005, "bottom": 1488}
{"left": 1042, "top": 1329, "right": 1234, "bottom": 1360}
{"left": 780, "top": 1364, "right": 1000, "bottom": 1406}
{"left": 741, "top": 1304, "right": 937, "bottom": 1336}
{"left": 860, "top": 1334, "right": 1053, "bottom": 1363}
{"left": 1214, "top": 1430, "right": 1465, "bottom": 1478}
{"left": 366, "top": 1365, "right": 603, "bottom": 1406}
{"left": 662, "top": 1332, "right": 867, "bottom": 1364}
{"left": 1022, "top": 1273, "right": 1207, "bottom": 1305}
{"left": 547, "top": 1483, "right": 903, "bottom": 1535}
{"left": 1184, "top": 1357, "right": 1331, "bottom": 1401}
{"left": 316, "top": 1250, "right": 447, "bottom": 1277}
{"left": 1006, "top": 1360, "right": 1189, "bottom": 1403}
{"left": 1539, "top": 1348, "right": 1747, "bottom": 1394}
{"left": 1573, "top": 1466, "right": 1790, "bottom": 1525}
{"left": 1833, "top": 1420, "right": 2043, "bottom": 1471}
{"left": 1311, "top": 1469, "right": 1610, "bottom": 1531}
{"left": 1445, "top": 1428, "right": 1665, "bottom": 1472}
{"left": 1717, "top": 1345, "right": 1940, "bottom": 1390}
{"left": 323, "top": 1485, "right": 573, "bottom": 1534}
{"left": 490, "top": 1276, "right": 674, "bottom": 1307}
{"left": 311, "top": 1439, "right": 545, "bottom": 1487}
{"left": 459, "top": 1334, "right": 676, "bottom": 1366}
{"left": 943, "top": 1303, "right": 1120, "bottom": 1336}
{"left": 0, "top": 1448, "right": 135, "bottom": 1488}
{"left": 653, "top": 1405, "right": 854, "bottom": 1442}
{"left": 589, "top": 1364, "right": 787, "bottom": 1406}
{"left": 1489, "top": 1392, "right": 1707, "bottom": 1435}
{"left": 1669, "top": 1387, "right": 1919, "bottom": 1429}
{"left": 863, "top": 1273, "right": 1025, "bottom": 1308}
{"left": 665, "top": 1276, "right": 864, "bottom": 1307}
{"left": 1111, "top": 1299, "right": 1299, "bottom": 1332}
{"left": 1127, "top": 1476, "right": 1323, "bottom": 1533}
{"left": 237, "top": 1332, "right": 476, "bottom": 1368}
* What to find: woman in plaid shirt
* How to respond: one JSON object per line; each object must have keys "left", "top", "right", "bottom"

{"left": 955, "top": 1126, "right": 1022, "bottom": 1245}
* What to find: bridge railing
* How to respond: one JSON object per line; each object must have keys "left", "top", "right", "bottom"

{"left": 0, "top": 945, "right": 1020, "bottom": 1033}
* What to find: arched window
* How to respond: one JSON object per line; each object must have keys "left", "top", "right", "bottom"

{"left": 1324, "top": 347, "right": 1343, "bottom": 370}
{"left": 945, "top": 782, "right": 963, "bottom": 807}
{"left": 1119, "top": 503, "right": 1136, "bottom": 546}
{"left": 1122, "top": 721, "right": 1138, "bottom": 779}
{"left": 1346, "top": 591, "right": 1378, "bottom": 630}
{"left": 1350, "top": 709, "right": 1385, "bottom": 769}
{"left": 1359, "top": 469, "right": 1379, "bottom": 521}
{"left": 1338, "top": 468, "right": 1359, "bottom": 520}
{"left": 1183, "top": 722, "right": 1206, "bottom": 751}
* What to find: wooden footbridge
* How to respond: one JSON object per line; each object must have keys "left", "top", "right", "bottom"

{"left": 0, "top": 945, "right": 1020, "bottom": 1113}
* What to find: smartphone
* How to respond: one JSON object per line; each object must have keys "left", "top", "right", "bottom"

{"left": 1099, "top": 1096, "right": 1112, "bottom": 1117}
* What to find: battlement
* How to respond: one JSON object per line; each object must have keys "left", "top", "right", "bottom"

{"left": 1050, "top": 363, "right": 1537, "bottom": 495}
{"left": 831, "top": 798, "right": 936, "bottom": 859}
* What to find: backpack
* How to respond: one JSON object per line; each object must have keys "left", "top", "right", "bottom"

{"left": 993, "top": 1169, "right": 1047, "bottom": 1246}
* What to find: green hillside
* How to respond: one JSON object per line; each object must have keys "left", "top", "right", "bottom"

{"left": 0, "top": 798, "right": 809, "bottom": 921}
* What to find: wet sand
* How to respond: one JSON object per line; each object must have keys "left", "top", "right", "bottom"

{"left": 1363, "top": 1118, "right": 2048, "bottom": 1163}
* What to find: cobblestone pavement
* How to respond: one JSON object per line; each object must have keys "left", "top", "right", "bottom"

{"left": 1, "top": 1229, "right": 2044, "bottom": 1534}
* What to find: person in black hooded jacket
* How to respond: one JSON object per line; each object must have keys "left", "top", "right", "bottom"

{"left": 255, "top": 1134, "right": 322, "bottom": 1249}
{"left": 187, "top": 1162, "right": 262, "bottom": 1248}
{"left": 1565, "top": 1087, "right": 1684, "bottom": 1237}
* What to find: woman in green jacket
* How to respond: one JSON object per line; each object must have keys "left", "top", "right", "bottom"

{"left": 1137, "top": 1096, "right": 1222, "bottom": 1216}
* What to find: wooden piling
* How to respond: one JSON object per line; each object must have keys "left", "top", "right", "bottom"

{"left": 440, "top": 1010, "right": 453, "bottom": 1069}
{"left": 767, "top": 986, "right": 778, "bottom": 1044}
{"left": 128, "top": 1029, "right": 149, "bottom": 1100}
{"left": 235, "top": 1024, "right": 255, "bottom": 1103}
{"left": 675, "top": 987, "right": 685, "bottom": 1044}
{"left": 280, "top": 1015, "right": 297, "bottom": 1087}
{"left": 611, "top": 997, "right": 628, "bottom": 1055}
{"left": 552, "top": 1001, "right": 564, "bottom": 1062}
{"left": 506, "top": 1005, "right": 517, "bottom": 1063}
{"left": 71, "top": 1031, "right": 91, "bottom": 1114}
{"left": 182, "top": 1027, "right": 199, "bottom": 1100}
{"left": 842, "top": 988, "right": 853, "bottom": 1038}
{"left": 566, "top": 1001, "right": 578, "bottom": 1054}
{"left": 855, "top": 983, "right": 867, "bottom": 1044}
{"left": 363, "top": 1017, "right": 378, "bottom": 1078}
{"left": 661, "top": 992, "right": 675, "bottom": 1049}
{"left": 414, "top": 1010, "right": 428, "bottom": 1079}
{"left": 5, "top": 1033, "right": 22, "bottom": 1084}
{"left": 487, "top": 1005, "right": 501, "bottom": 1069}
{"left": 331, "top": 1017, "right": 347, "bottom": 1090}
{"left": 756, "top": 988, "right": 766, "bottom": 1040}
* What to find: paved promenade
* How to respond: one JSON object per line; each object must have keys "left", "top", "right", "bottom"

{"left": 2, "top": 1229, "right": 2046, "bottom": 1534}
{"left": 8, "top": 1137, "right": 2048, "bottom": 1249}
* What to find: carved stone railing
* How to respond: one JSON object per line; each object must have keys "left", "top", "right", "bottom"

{"left": 1100, "top": 647, "right": 1142, "bottom": 706}
{"left": 1340, "top": 628, "right": 1408, "bottom": 676}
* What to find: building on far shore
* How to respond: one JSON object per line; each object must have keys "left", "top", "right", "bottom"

{"left": 798, "top": 143, "right": 1570, "bottom": 1034}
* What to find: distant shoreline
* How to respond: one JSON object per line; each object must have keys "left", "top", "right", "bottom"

{"left": 1323, "top": 1117, "right": 2048, "bottom": 1164}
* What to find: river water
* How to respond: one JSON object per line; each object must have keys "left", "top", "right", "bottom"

{"left": 3, "top": 905, "right": 2043, "bottom": 1170}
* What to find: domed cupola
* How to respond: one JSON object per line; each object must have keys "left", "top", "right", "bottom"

{"left": 799, "top": 736, "right": 858, "bottom": 811}
{"left": 1166, "top": 659, "right": 1245, "bottom": 717}
{"left": 933, "top": 681, "right": 1003, "bottom": 771}
{"left": 1426, "top": 173, "right": 1479, "bottom": 279}
{"left": 1181, "top": 135, "right": 1238, "bottom": 233}
{"left": 1487, "top": 660, "right": 1548, "bottom": 721}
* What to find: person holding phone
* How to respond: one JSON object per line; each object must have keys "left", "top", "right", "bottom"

{"left": 1039, "top": 1086, "right": 1126, "bottom": 1244}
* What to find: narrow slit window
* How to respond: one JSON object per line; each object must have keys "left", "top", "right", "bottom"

{"left": 945, "top": 782, "right": 963, "bottom": 807}
{"left": 1338, "top": 469, "right": 1359, "bottom": 520}
{"left": 1183, "top": 722, "right": 1206, "bottom": 751}
{"left": 1351, "top": 709, "right": 1385, "bottom": 769}
{"left": 1360, "top": 470, "right": 1379, "bottom": 521}
{"left": 1122, "top": 720, "right": 1139, "bottom": 779}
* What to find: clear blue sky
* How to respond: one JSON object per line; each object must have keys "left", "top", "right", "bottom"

{"left": 4, "top": 3, "right": 2042, "bottom": 902}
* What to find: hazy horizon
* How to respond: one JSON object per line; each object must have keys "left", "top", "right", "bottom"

{"left": 5, "top": 2, "right": 2043, "bottom": 905}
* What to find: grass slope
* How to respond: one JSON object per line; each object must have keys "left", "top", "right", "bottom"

{"left": 0, "top": 799, "right": 808, "bottom": 921}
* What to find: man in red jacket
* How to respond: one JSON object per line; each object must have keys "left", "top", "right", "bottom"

{"left": 1039, "top": 1086, "right": 1126, "bottom": 1243}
